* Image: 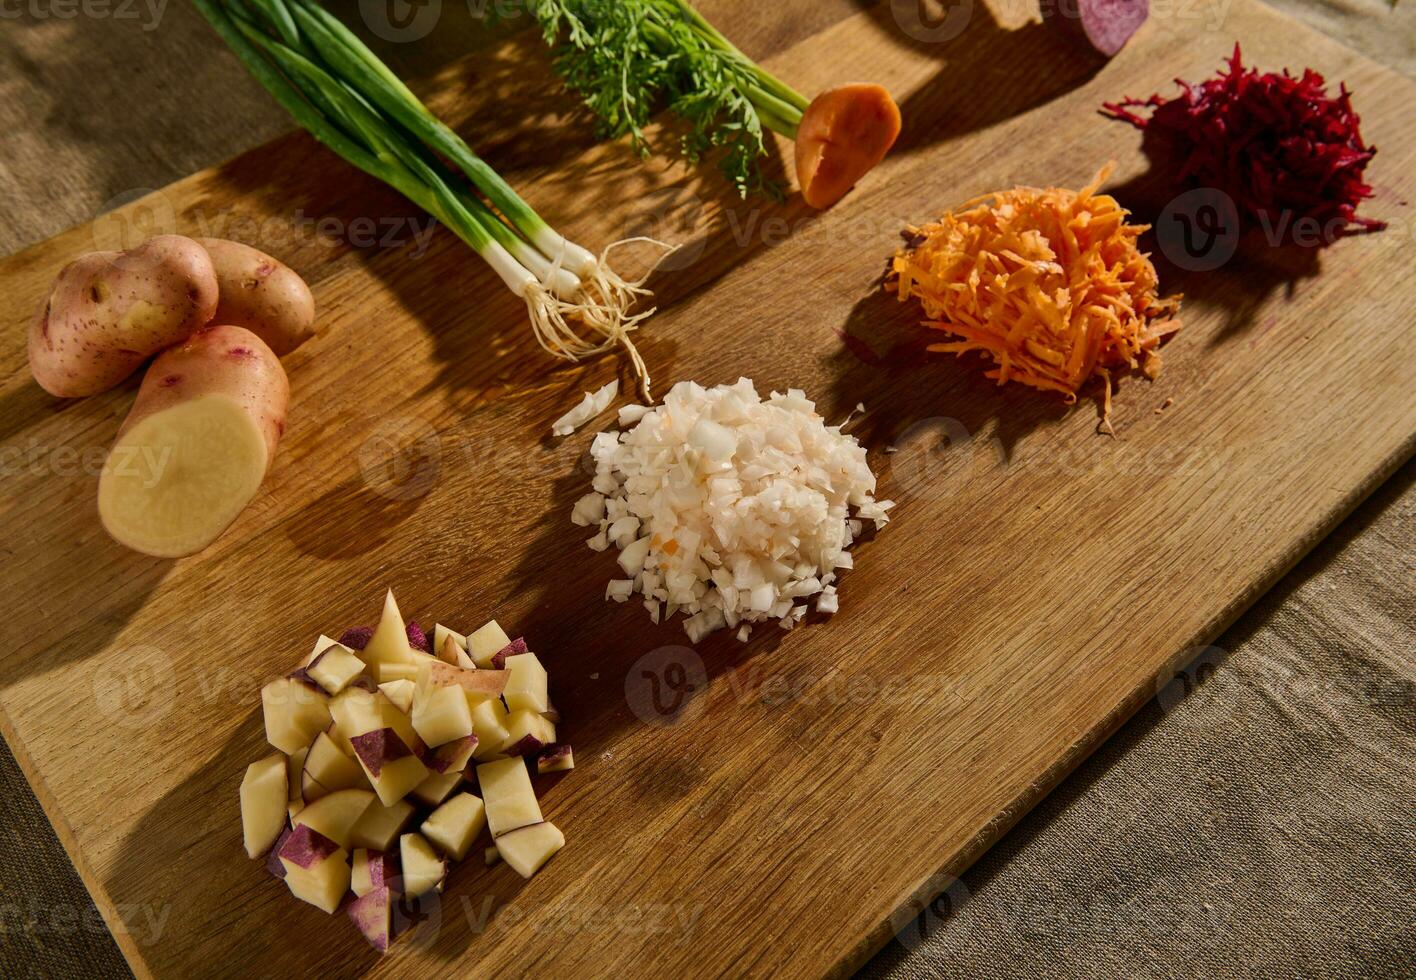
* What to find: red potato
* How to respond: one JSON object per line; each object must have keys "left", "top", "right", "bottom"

{"left": 28, "top": 235, "right": 218, "bottom": 397}
{"left": 196, "top": 239, "right": 316, "bottom": 356}
{"left": 1042, "top": 0, "right": 1149, "bottom": 56}
{"left": 794, "top": 83, "right": 902, "bottom": 209}
{"left": 97, "top": 325, "right": 289, "bottom": 557}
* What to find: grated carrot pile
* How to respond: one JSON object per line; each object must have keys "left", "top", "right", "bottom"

{"left": 888, "top": 164, "right": 1180, "bottom": 419}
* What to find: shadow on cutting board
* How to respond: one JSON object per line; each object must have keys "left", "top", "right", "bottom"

{"left": 0, "top": 388, "right": 172, "bottom": 687}
{"left": 850, "top": 0, "right": 1106, "bottom": 155}
{"left": 827, "top": 281, "right": 1069, "bottom": 463}
{"left": 1103, "top": 163, "right": 1325, "bottom": 344}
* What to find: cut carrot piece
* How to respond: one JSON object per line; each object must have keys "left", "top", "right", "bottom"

{"left": 795, "top": 83, "right": 902, "bottom": 209}
{"left": 888, "top": 163, "right": 1181, "bottom": 427}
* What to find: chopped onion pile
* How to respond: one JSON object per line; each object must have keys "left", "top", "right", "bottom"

{"left": 572, "top": 378, "right": 892, "bottom": 642}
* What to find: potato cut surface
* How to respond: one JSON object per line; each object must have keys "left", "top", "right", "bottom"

{"left": 98, "top": 394, "right": 268, "bottom": 557}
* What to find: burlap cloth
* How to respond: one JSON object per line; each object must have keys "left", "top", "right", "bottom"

{"left": 1, "top": 3, "right": 1411, "bottom": 977}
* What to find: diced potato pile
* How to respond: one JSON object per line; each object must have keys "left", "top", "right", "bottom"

{"left": 239, "top": 590, "right": 572, "bottom": 953}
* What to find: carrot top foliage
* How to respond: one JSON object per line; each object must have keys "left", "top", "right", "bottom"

{"left": 529, "top": 0, "right": 810, "bottom": 198}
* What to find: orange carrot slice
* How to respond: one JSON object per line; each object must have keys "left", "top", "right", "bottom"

{"left": 794, "top": 83, "right": 902, "bottom": 209}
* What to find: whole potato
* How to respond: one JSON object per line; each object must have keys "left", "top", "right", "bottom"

{"left": 27, "top": 235, "right": 219, "bottom": 397}
{"left": 98, "top": 325, "right": 290, "bottom": 557}
{"left": 197, "top": 238, "right": 316, "bottom": 356}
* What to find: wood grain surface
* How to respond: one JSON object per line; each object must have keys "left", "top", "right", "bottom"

{"left": 0, "top": 1, "right": 1413, "bottom": 977}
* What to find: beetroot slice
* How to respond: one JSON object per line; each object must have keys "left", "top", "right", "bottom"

{"left": 1043, "top": 0, "right": 1148, "bottom": 57}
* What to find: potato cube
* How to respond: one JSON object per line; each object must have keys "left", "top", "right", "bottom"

{"left": 410, "top": 770, "right": 462, "bottom": 808}
{"left": 348, "top": 886, "right": 393, "bottom": 951}
{"left": 421, "top": 792, "right": 486, "bottom": 861}
{"left": 348, "top": 798, "right": 417, "bottom": 852}
{"left": 240, "top": 754, "right": 288, "bottom": 859}
{"left": 412, "top": 684, "right": 474, "bottom": 748}
{"left": 433, "top": 624, "right": 467, "bottom": 658}
{"left": 399, "top": 833, "right": 446, "bottom": 897}
{"left": 466, "top": 620, "right": 511, "bottom": 668}
{"left": 494, "top": 822, "right": 564, "bottom": 879}
{"left": 378, "top": 679, "right": 414, "bottom": 714}
{"left": 291, "top": 788, "right": 375, "bottom": 848}
{"left": 351, "top": 848, "right": 399, "bottom": 898}
{"left": 303, "top": 731, "right": 367, "bottom": 795}
{"left": 262, "top": 676, "right": 332, "bottom": 754}
{"left": 278, "top": 825, "right": 350, "bottom": 913}
{"left": 502, "top": 652, "right": 550, "bottom": 713}
{"left": 470, "top": 698, "right": 511, "bottom": 760}
{"left": 350, "top": 728, "right": 429, "bottom": 806}
{"left": 501, "top": 710, "right": 556, "bottom": 757}
{"left": 477, "top": 757, "right": 542, "bottom": 836}
{"left": 306, "top": 643, "right": 366, "bottom": 695}
{"left": 360, "top": 590, "right": 416, "bottom": 676}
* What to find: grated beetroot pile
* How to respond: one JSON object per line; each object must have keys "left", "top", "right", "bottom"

{"left": 1103, "top": 45, "right": 1386, "bottom": 244}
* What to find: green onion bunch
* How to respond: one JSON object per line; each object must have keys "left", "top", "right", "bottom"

{"left": 192, "top": 0, "right": 669, "bottom": 394}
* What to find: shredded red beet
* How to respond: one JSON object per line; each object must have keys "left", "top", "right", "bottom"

{"left": 1103, "top": 45, "right": 1385, "bottom": 245}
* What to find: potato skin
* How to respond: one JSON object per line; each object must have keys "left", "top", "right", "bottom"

{"left": 197, "top": 239, "right": 316, "bottom": 356}
{"left": 27, "top": 235, "right": 219, "bottom": 397}
{"left": 124, "top": 325, "right": 289, "bottom": 465}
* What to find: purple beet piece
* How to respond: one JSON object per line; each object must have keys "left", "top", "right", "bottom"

{"left": 339, "top": 626, "right": 373, "bottom": 650}
{"left": 1042, "top": 0, "right": 1147, "bottom": 57}
{"left": 405, "top": 621, "right": 431, "bottom": 653}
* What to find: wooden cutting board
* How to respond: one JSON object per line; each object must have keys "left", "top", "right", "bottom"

{"left": 1, "top": 1, "right": 1413, "bottom": 977}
